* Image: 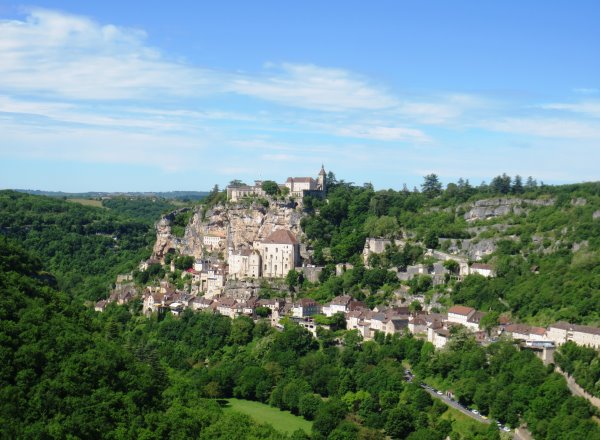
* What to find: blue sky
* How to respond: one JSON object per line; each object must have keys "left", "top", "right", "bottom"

{"left": 0, "top": 1, "right": 598, "bottom": 192}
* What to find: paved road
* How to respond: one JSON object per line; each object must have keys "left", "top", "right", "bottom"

{"left": 420, "top": 385, "right": 491, "bottom": 424}
{"left": 419, "top": 384, "right": 535, "bottom": 440}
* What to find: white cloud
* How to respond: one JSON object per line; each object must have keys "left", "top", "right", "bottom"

{"left": 0, "top": 9, "right": 215, "bottom": 100}
{"left": 396, "top": 94, "right": 487, "bottom": 124}
{"left": 230, "top": 63, "right": 398, "bottom": 112}
{"left": 334, "top": 124, "right": 430, "bottom": 143}
{"left": 538, "top": 101, "right": 600, "bottom": 118}
{"left": 0, "top": 9, "right": 398, "bottom": 113}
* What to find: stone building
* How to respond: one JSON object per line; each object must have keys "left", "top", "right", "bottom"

{"left": 226, "top": 166, "right": 326, "bottom": 202}
{"left": 259, "top": 229, "right": 300, "bottom": 278}
{"left": 228, "top": 248, "right": 261, "bottom": 279}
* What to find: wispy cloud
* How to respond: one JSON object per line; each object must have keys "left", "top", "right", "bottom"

{"left": 482, "top": 117, "right": 600, "bottom": 139}
{"left": 573, "top": 88, "right": 599, "bottom": 95}
{"left": 538, "top": 101, "right": 600, "bottom": 118}
{"left": 1, "top": 8, "right": 599, "bottom": 190}
{"left": 0, "top": 8, "right": 214, "bottom": 100}
{"left": 230, "top": 63, "right": 398, "bottom": 112}
{"left": 333, "top": 124, "right": 430, "bottom": 143}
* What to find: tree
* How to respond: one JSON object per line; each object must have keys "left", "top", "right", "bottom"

{"left": 525, "top": 176, "right": 537, "bottom": 191}
{"left": 228, "top": 179, "right": 246, "bottom": 187}
{"left": 312, "top": 399, "right": 347, "bottom": 438}
{"left": 424, "top": 230, "right": 439, "bottom": 249}
{"left": 299, "top": 393, "right": 323, "bottom": 420}
{"left": 480, "top": 311, "right": 500, "bottom": 336}
{"left": 255, "top": 306, "right": 271, "bottom": 318}
{"left": 512, "top": 175, "right": 524, "bottom": 194}
{"left": 286, "top": 269, "right": 301, "bottom": 290}
{"left": 385, "top": 406, "right": 415, "bottom": 439}
{"left": 490, "top": 173, "right": 511, "bottom": 194}
{"left": 443, "top": 259, "right": 459, "bottom": 274}
{"left": 261, "top": 180, "right": 280, "bottom": 196}
{"left": 364, "top": 215, "right": 400, "bottom": 238}
{"left": 421, "top": 174, "right": 442, "bottom": 198}
{"left": 229, "top": 316, "right": 254, "bottom": 345}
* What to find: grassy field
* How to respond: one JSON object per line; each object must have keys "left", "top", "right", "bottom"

{"left": 442, "top": 406, "right": 490, "bottom": 437}
{"left": 68, "top": 198, "right": 105, "bottom": 208}
{"left": 221, "top": 398, "right": 313, "bottom": 435}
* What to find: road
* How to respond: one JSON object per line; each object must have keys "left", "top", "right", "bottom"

{"left": 420, "top": 385, "right": 490, "bottom": 424}
{"left": 405, "top": 370, "right": 526, "bottom": 439}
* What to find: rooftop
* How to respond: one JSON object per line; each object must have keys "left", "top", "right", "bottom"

{"left": 448, "top": 305, "right": 475, "bottom": 316}
{"left": 262, "top": 229, "right": 298, "bottom": 245}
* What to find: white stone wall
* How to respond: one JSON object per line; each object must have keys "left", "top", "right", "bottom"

{"left": 261, "top": 243, "right": 296, "bottom": 278}
{"left": 571, "top": 331, "right": 600, "bottom": 349}
{"left": 448, "top": 312, "right": 470, "bottom": 326}
{"left": 546, "top": 327, "right": 568, "bottom": 345}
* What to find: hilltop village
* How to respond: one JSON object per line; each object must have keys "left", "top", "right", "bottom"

{"left": 96, "top": 168, "right": 600, "bottom": 357}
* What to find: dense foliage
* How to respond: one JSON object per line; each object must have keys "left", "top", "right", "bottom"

{"left": 0, "top": 191, "right": 154, "bottom": 300}
{"left": 101, "top": 197, "right": 178, "bottom": 224}
{"left": 0, "top": 238, "right": 303, "bottom": 439}
{"left": 300, "top": 176, "right": 600, "bottom": 325}
{"left": 555, "top": 342, "right": 600, "bottom": 398}
{"left": 415, "top": 331, "right": 600, "bottom": 439}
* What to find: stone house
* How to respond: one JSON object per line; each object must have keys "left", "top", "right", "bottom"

{"left": 259, "top": 229, "right": 300, "bottom": 278}
{"left": 408, "top": 316, "right": 428, "bottom": 334}
{"left": 469, "top": 263, "right": 495, "bottom": 277}
{"left": 216, "top": 298, "right": 238, "bottom": 319}
{"left": 465, "top": 311, "right": 487, "bottom": 331}
{"left": 228, "top": 249, "right": 261, "bottom": 279}
{"left": 292, "top": 298, "right": 320, "bottom": 317}
{"left": 546, "top": 322, "right": 600, "bottom": 348}
{"left": 447, "top": 305, "right": 476, "bottom": 326}
{"left": 322, "top": 295, "right": 353, "bottom": 317}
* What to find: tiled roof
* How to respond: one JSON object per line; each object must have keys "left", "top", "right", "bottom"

{"left": 471, "top": 263, "right": 493, "bottom": 270}
{"left": 262, "top": 229, "right": 298, "bottom": 245}
{"left": 287, "top": 177, "right": 315, "bottom": 183}
{"left": 467, "top": 311, "right": 487, "bottom": 323}
{"left": 448, "top": 305, "right": 475, "bottom": 316}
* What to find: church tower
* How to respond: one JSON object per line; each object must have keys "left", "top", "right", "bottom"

{"left": 318, "top": 164, "right": 327, "bottom": 193}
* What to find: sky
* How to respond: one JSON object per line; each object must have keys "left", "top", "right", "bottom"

{"left": 0, "top": 1, "right": 598, "bottom": 192}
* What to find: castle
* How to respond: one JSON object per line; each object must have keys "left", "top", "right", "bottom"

{"left": 226, "top": 165, "right": 327, "bottom": 202}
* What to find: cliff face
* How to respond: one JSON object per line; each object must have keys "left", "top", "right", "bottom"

{"left": 463, "top": 197, "right": 555, "bottom": 222}
{"left": 152, "top": 202, "right": 304, "bottom": 261}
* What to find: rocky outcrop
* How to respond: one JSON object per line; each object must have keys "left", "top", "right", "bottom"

{"left": 462, "top": 197, "right": 555, "bottom": 222}
{"left": 152, "top": 202, "right": 304, "bottom": 261}
{"left": 152, "top": 208, "right": 191, "bottom": 262}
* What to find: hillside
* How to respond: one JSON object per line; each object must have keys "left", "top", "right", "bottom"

{"left": 0, "top": 190, "right": 156, "bottom": 300}
{"left": 297, "top": 177, "right": 600, "bottom": 325}
{"left": 0, "top": 237, "right": 297, "bottom": 439}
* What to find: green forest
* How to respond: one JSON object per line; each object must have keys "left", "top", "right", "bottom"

{"left": 2, "top": 235, "right": 599, "bottom": 439}
{"left": 300, "top": 174, "right": 600, "bottom": 325}
{"left": 0, "top": 191, "right": 157, "bottom": 301}
{"left": 2, "top": 175, "right": 600, "bottom": 439}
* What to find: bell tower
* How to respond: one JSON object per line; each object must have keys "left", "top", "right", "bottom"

{"left": 318, "top": 164, "right": 326, "bottom": 193}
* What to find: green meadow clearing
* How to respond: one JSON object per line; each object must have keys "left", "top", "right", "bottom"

{"left": 221, "top": 398, "right": 313, "bottom": 435}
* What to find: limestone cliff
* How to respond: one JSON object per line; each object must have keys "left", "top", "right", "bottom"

{"left": 152, "top": 202, "right": 305, "bottom": 261}
{"left": 462, "top": 197, "right": 555, "bottom": 222}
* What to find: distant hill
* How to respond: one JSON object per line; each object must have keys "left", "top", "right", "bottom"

{"left": 13, "top": 189, "right": 210, "bottom": 200}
